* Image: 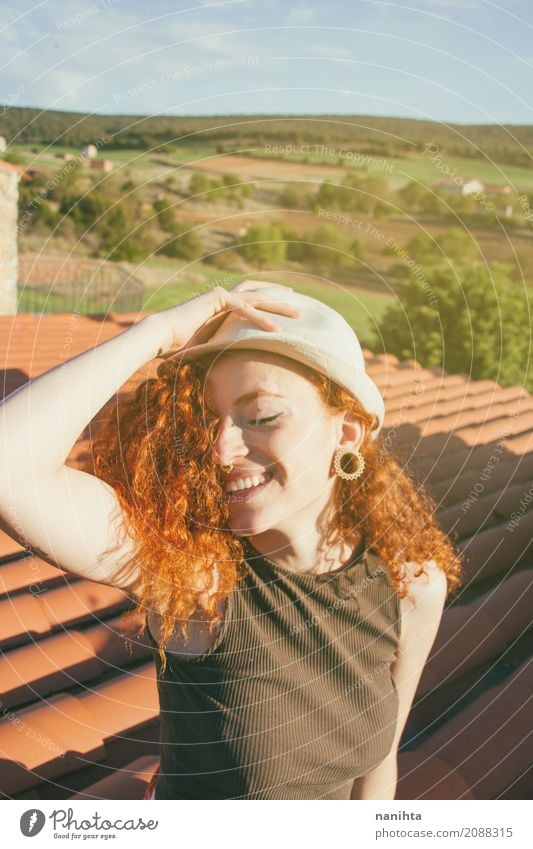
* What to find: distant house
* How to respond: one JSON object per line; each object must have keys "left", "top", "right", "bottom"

{"left": 462, "top": 178, "right": 485, "bottom": 195}
{"left": 483, "top": 183, "right": 513, "bottom": 195}
{"left": 437, "top": 178, "right": 485, "bottom": 197}
{"left": 89, "top": 158, "right": 114, "bottom": 173}
{"left": 82, "top": 144, "right": 98, "bottom": 159}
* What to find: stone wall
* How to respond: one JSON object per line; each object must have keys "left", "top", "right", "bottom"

{"left": 0, "top": 163, "right": 20, "bottom": 315}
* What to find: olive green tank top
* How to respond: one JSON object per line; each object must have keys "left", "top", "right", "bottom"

{"left": 147, "top": 537, "right": 402, "bottom": 800}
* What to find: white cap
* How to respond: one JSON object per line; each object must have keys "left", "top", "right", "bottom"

{"left": 160, "top": 285, "right": 385, "bottom": 440}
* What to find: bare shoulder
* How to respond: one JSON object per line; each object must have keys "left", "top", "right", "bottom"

{"left": 397, "top": 559, "right": 448, "bottom": 645}
{"left": 402, "top": 557, "right": 447, "bottom": 596}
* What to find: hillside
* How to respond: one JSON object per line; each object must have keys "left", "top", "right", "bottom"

{"left": 2, "top": 107, "right": 533, "bottom": 167}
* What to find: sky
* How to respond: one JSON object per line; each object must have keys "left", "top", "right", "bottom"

{"left": 2, "top": 0, "right": 533, "bottom": 124}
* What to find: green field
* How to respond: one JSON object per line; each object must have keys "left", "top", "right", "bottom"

{"left": 252, "top": 148, "right": 533, "bottom": 191}
{"left": 16, "top": 142, "right": 221, "bottom": 167}
{"left": 16, "top": 138, "right": 533, "bottom": 192}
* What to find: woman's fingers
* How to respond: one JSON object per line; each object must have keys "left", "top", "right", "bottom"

{"left": 230, "top": 280, "right": 294, "bottom": 293}
{"left": 224, "top": 290, "right": 301, "bottom": 316}
{"left": 157, "top": 285, "right": 303, "bottom": 355}
{"left": 222, "top": 292, "right": 302, "bottom": 331}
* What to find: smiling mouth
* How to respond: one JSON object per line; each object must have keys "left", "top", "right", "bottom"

{"left": 226, "top": 471, "right": 274, "bottom": 501}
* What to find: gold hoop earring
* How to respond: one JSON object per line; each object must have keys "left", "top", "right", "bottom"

{"left": 333, "top": 447, "right": 365, "bottom": 480}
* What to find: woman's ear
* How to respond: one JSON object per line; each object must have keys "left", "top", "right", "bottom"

{"left": 336, "top": 415, "right": 365, "bottom": 452}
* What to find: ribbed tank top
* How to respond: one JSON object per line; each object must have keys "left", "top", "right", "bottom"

{"left": 147, "top": 537, "right": 402, "bottom": 800}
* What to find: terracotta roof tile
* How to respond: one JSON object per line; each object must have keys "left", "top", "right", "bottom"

{"left": 457, "top": 511, "right": 533, "bottom": 585}
{"left": 417, "top": 570, "right": 532, "bottom": 694}
{"left": 397, "top": 752, "right": 476, "bottom": 800}
{"left": 0, "top": 580, "right": 130, "bottom": 649}
{"left": 382, "top": 373, "right": 468, "bottom": 403}
{"left": 411, "top": 659, "right": 531, "bottom": 799}
{"left": 429, "top": 454, "right": 533, "bottom": 507}
{"left": 437, "top": 480, "right": 533, "bottom": 538}
{"left": 0, "top": 310, "right": 531, "bottom": 800}
{"left": 0, "top": 662, "right": 157, "bottom": 795}
{"left": 0, "top": 555, "right": 71, "bottom": 596}
{"left": 0, "top": 529, "right": 25, "bottom": 560}
{"left": 70, "top": 754, "right": 160, "bottom": 800}
{"left": 0, "top": 611, "right": 150, "bottom": 711}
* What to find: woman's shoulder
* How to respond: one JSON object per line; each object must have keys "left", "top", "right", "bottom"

{"left": 401, "top": 557, "right": 447, "bottom": 594}
{"left": 366, "top": 547, "right": 447, "bottom": 604}
{"left": 397, "top": 558, "right": 448, "bottom": 643}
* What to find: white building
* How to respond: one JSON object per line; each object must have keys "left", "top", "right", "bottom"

{"left": 437, "top": 178, "right": 485, "bottom": 197}
{"left": 82, "top": 144, "right": 98, "bottom": 159}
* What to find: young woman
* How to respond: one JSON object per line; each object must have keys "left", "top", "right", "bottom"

{"left": 0, "top": 280, "right": 462, "bottom": 800}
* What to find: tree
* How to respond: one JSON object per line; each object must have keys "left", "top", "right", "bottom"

{"left": 108, "top": 229, "right": 156, "bottom": 262}
{"left": 354, "top": 177, "right": 391, "bottom": 215}
{"left": 313, "top": 174, "right": 391, "bottom": 217}
{"left": 188, "top": 171, "right": 214, "bottom": 197}
{"left": 397, "top": 180, "right": 427, "bottom": 211}
{"left": 397, "top": 180, "right": 443, "bottom": 215}
{"left": 300, "top": 224, "right": 355, "bottom": 273}
{"left": 279, "top": 183, "right": 317, "bottom": 210}
{"left": 406, "top": 227, "right": 478, "bottom": 267}
{"left": 315, "top": 180, "right": 338, "bottom": 210}
{"left": 236, "top": 222, "right": 287, "bottom": 268}
{"left": 158, "top": 221, "right": 203, "bottom": 260}
{"left": 372, "top": 262, "right": 532, "bottom": 391}
{"left": 153, "top": 198, "right": 177, "bottom": 232}
{"left": 350, "top": 237, "right": 366, "bottom": 261}
{"left": 212, "top": 173, "right": 252, "bottom": 206}
{"left": 61, "top": 178, "right": 157, "bottom": 261}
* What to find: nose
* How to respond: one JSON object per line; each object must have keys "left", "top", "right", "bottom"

{"left": 213, "top": 415, "right": 248, "bottom": 467}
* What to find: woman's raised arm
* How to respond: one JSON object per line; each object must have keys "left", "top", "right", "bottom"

{"left": 0, "top": 287, "right": 300, "bottom": 592}
{"left": 0, "top": 313, "right": 167, "bottom": 591}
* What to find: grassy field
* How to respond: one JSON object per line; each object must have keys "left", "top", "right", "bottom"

{"left": 248, "top": 149, "right": 533, "bottom": 191}
{"left": 17, "top": 139, "right": 533, "bottom": 191}
{"left": 386, "top": 155, "right": 533, "bottom": 191}
{"left": 17, "top": 142, "right": 220, "bottom": 168}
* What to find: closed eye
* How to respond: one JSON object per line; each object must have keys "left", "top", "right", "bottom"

{"left": 247, "top": 414, "right": 282, "bottom": 426}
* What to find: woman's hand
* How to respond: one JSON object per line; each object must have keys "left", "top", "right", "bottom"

{"left": 147, "top": 282, "right": 301, "bottom": 357}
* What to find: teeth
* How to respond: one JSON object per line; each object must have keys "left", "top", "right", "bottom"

{"left": 226, "top": 472, "right": 270, "bottom": 493}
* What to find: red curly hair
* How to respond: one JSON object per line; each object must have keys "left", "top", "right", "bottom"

{"left": 92, "top": 351, "right": 464, "bottom": 674}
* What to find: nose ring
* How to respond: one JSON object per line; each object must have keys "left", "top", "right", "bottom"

{"left": 220, "top": 464, "right": 234, "bottom": 474}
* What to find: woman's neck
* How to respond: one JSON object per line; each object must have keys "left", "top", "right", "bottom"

{"left": 242, "top": 528, "right": 364, "bottom": 576}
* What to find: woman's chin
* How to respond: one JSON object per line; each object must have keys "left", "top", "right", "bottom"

{"left": 228, "top": 510, "right": 273, "bottom": 537}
